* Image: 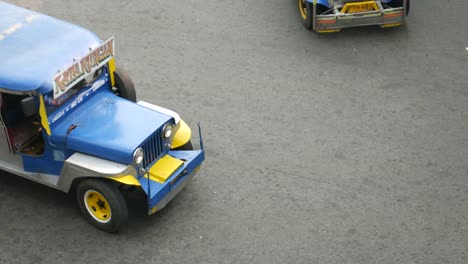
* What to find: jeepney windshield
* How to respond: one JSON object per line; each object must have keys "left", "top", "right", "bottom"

{"left": 44, "top": 68, "right": 103, "bottom": 114}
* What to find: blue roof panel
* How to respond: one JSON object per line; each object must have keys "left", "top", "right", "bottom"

{"left": 0, "top": 2, "right": 101, "bottom": 93}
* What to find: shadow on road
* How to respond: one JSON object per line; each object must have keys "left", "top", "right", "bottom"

{"left": 0, "top": 170, "right": 179, "bottom": 233}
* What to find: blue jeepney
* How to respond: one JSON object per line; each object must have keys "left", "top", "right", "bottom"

{"left": 0, "top": 2, "right": 204, "bottom": 232}
{"left": 298, "top": 0, "right": 410, "bottom": 32}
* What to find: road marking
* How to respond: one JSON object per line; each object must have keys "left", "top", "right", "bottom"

{"left": 466, "top": 47, "right": 468, "bottom": 51}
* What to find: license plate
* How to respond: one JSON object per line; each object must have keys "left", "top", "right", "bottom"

{"left": 342, "top": 1, "right": 379, "bottom": 13}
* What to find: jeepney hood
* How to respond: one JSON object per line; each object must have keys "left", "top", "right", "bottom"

{"left": 50, "top": 91, "right": 173, "bottom": 165}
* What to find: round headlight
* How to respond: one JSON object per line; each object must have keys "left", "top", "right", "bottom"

{"left": 133, "top": 148, "right": 144, "bottom": 166}
{"left": 162, "top": 124, "right": 174, "bottom": 138}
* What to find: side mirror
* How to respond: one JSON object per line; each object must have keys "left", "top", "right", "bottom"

{"left": 21, "top": 96, "right": 38, "bottom": 117}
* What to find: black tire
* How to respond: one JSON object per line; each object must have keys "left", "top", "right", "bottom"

{"left": 173, "top": 140, "right": 193, "bottom": 151}
{"left": 113, "top": 67, "right": 137, "bottom": 102}
{"left": 298, "top": 1, "right": 328, "bottom": 30}
{"left": 76, "top": 179, "right": 128, "bottom": 233}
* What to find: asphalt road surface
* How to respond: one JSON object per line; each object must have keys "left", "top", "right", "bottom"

{"left": 1, "top": 1, "right": 467, "bottom": 263}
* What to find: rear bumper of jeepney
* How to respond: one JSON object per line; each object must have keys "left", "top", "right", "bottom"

{"left": 314, "top": 7, "right": 406, "bottom": 32}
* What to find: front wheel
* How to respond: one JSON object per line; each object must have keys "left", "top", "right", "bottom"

{"left": 76, "top": 179, "right": 128, "bottom": 233}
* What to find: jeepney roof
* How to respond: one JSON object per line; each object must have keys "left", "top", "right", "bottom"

{"left": 0, "top": 2, "right": 101, "bottom": 94}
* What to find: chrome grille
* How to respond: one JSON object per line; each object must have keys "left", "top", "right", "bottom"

{"left": 141, "top": 129, "right": 164, "bottom": 168}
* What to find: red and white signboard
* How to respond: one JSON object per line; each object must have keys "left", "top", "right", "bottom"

{"left": 53, "top": 37, "right": 114, "bottom": 99}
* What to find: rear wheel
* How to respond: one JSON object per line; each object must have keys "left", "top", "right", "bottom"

{"left": 298, "top": 1, "right": 328, "bottom": 29}
{"left": 113, "top": 67, "right": 137, "bottom": 102}
{"left": 76, "top": 179, "right": 128, "bottom": 233}
{"left": 298, "top": 0, "right": 313, "bottom": 29}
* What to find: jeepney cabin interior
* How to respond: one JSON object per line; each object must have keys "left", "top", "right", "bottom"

{"left": 0, "top": 93, "right": 44, "bottom": 156}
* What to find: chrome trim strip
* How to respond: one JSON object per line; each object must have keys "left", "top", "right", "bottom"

{"left": 58, "top": 152, "right": 137, "bottom": 192}
{"left": 0, "top": 159, "right": 59, "bottom": 189}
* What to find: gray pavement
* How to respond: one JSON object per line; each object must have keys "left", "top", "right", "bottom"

{"left": 0, "top": 0, "right": 467, "bottom": 263}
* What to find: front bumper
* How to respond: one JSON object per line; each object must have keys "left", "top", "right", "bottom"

{"left": 138, "top": 149, "right": 205, "bottom": 214}
{"left": 314, "top": 6, "right": 406, "bottom": 32}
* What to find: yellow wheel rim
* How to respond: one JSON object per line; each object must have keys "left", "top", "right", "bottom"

{"left": 84, "top": 190, "right": 112, "bottom": 223}
{"left": 298, "top": 0, "right": 308, "bottom": 20}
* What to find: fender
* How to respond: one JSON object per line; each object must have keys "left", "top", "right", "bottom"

{"left": 172, "top": 119, "right": 192, "bottom": 149}
{"left": 137, "top": 101, "right": 180, "bottom": 125}
{"left": 58, "top": 152, "right": 138, "bottom": 192}
{"left": 305, "top": 0, "right": 333, "bottom": 8}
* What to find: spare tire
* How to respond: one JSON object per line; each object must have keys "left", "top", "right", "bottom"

{"left": 113, "top": 67, "right": 137, "bottom": 102}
